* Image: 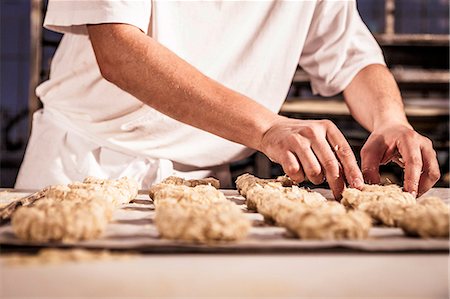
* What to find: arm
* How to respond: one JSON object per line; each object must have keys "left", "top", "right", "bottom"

{"left": 88, "top": 23, "right": 363, "bottom": 198}
{"left": 344, "top": 64, "right": 440, "bottom": 196}
{"left": 87, "top": 24, "right": 276, "bottom": 151}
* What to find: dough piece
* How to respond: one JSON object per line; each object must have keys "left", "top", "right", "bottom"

{"left": 149, "top": 176, "right": 220, "bottom": 199}
{"left": 358, "top": 196, "right": 448, "bottom": 228}
{"left": 283, "top": 207, "right": 372, "bottom": 240}
{"left": 397, "top": 198, "right": 449, "bottom": 238}
{"left": 246, "top": 183, "right": 327, "bottom": 211}
{"left": 82, "top": 176, "right": 139, "bottom": 203}
{"left": 11, "top": 197, "right": 113, "bottom": 243}
{"left": 151, "top": 184, "right": 226, "bottom": 206}
{"left": 162, "top": 176, "right": 220, "bottom": 188}
{"left": 357, "top": 199, "right": 408, "bottom": 227}
{"left": 401, "top": 208, "right": 449, "bottom": 238}
{"left": 240, "top": 174, "right": 371, "bottom": 240}
{"left": 154, "top": 199, "right": 250, "bottom": 242}
{"left": 341, "top": 184, "right": 415, "bottom": 209}
{"left": 67, "top": 183, "right": 130, "bottom": 206}
{"left": 235, "top": 173, "right": 294, "bottom": 197}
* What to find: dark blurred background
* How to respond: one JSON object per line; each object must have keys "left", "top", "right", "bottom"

{"left": 1, "top": 0, "right": 449, "bottom": 188}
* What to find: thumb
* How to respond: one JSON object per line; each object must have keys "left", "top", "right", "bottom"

{"left": 361, "top": 136, "right": 387, "bottom": 185}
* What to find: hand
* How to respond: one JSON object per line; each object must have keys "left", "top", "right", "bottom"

{"left": 259, "top": 117, "right": 364, "bottom": 199}
{"left": 361, "top": 122, "right": 440, "bottom": 197}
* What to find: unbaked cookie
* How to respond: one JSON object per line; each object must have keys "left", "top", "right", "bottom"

{"left": 11, "top": 197, "right": 113, "bottom": 243}
{"left": 341, "top": 184, "right": 415, "bottom": 209}
{"left": 154, "top": 199, "right": 250, "bottom": 242}
{"left": 149, "top": 176, "right": 220, "bottom": 199}
{"left": 151, "top": 184, "right": 226, "bottom": 206}
{"left": 398, "top": 199, "right": 449, "bottom": 238}
{"left": 246, "top": 183, "right": 327, "bottom": 213}
{"left": 235, "top": 173, "right": 294, "bottom": 197}
{"left": 283, "top": 207, "right": 372, "bottom": 240}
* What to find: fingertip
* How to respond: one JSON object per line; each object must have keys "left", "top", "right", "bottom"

{"left": 351, "top": 177, "right": 364, "bottom": 189}
{"left": 332, "top": 188, "right": 343, "bottom": 201}
{"left": 403, "top": 183, "right": 418, "bottom": 198}
{"left": 362, "top": 170, "right": 380, "bottom": 185}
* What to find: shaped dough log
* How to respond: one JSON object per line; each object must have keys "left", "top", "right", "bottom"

{"left": 82, "top": 176, "right": 139, "bottom": 203}
{"left": 246, "top": 184, "right": 327, "bottom": 214}
{"left": 239, "top": 174, "right": 371, "bottom": 240}
{"left": 235, "top": 173, "right": 294, "bottom": 197}
{"left": 283, "top": 207, "right": 372, "bottom": 240}
{"left": 398, "top": 198, "right": 449, "bottom": 238}
{"left": 12, "top": 197, "right": 113, "bottom": 243}
{"left": 149, "top": 176, "right": 220, "bottom": 199}
{"left": 155, "top": 199, "right": 250, "bottom": 242}
{"left": 151, "top": 184, "right": 226, "bottom": 206}
{"left": 342, "top": 184, "right": 415, "bottom": 209}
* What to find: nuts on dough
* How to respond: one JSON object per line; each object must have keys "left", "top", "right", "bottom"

{"left": 152, "top": 177, "right": 250, "bottom": 243}
{"left": 12, "top": 176, "right": 138, "bottom": 243}
{"left": 151, "top": 184, "right": 226, "bottom": 206}
{"left": 236, "top": 173, "right": 371, "bottom": 240}
{"left": 12, "top": 197, "right": 113, "bottom": 243}
{"left": 341, "top": 184, "right": 415, "bottom": 209}
{"left": 398, "top": 198, "right": 449, "bottom": 238}
{"left": 235, "top": 173, "right": 294, "bottom": 197}
{"left": 149, "top": 176, "right": 220, "bottom": 199}
{"left": 154, "top": 199, "right": 250, "bottom": 242}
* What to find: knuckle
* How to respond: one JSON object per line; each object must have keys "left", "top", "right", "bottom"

{"left": 406, "top": 130, "right": 418, "bottom": 139}
{"left": 284, "top": 164, "right": 299, "bottom": 176}
{"left": 322, "top": 158, "right": 339, "bottom": 175}
{"left": 428, "top": 169, "right": 441, "bottom": 181}
{"left": 338, "top": 145, "right": 354, "bottom": 158}
{"left": 423, "top": 137, "right": 433, "bottom": 147}
{"left": 289, "top": 171, "right": 304, "bottom": 183}
{"left": 360, "top": 144, "right": 370, "bottom": 156}
{"left": 320, "top": 119, "right": 333, "bottom": 128}
{"left": 307, "top": 167, "right": 322, "bottom": 178}
{"left": 286, "top": 134, "right": 299, "bottom": 147}
{"left": 405, "top": 156, "right": 422, "bottom": 167}
{"left": 300, "top": 126, "right": 316, "bottom": 139}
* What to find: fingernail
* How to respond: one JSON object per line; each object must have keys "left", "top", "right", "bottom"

{"left": 353, "top": 178, "right": 364, "bottom": 189}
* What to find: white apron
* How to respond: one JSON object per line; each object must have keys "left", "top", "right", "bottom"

{"left": 15, "top": 109, "right": 231, "bottom": 189}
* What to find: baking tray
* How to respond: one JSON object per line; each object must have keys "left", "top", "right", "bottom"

{"left": 0, "top": 188, "right": 448, "bottom": 253}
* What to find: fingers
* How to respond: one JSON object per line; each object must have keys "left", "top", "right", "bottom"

{"left": 361, "top": 135, "right": 386, "bottom": 185}
{"left": 289, "top": 138, "right": 324, "bottom": 184}
{"left": 311, "top": 139, "right": 345, "bottom": 199}
{"left": 325, "top": 123, "right": 363, "bottom": 189}
{"left": 280, "top": 151, "right": 305, "bottom": 183}
{"left": 418, "top": 143, "right": 440, "bottom": 196}
{"left": 397, "top": 137, "right": 423, "bottom": 196}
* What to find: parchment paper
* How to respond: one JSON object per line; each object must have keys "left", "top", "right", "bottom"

{"left": 0, "top": 188, "right": 448, "bottom": 253}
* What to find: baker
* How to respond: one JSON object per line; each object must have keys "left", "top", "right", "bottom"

{"left": 16, "top": 0, "right": 440, "bottom": 198}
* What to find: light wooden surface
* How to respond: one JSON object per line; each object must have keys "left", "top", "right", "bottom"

{"left": 0, "top": 253, "right": 447, "bottom": 298}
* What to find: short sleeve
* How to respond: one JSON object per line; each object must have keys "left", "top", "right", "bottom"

{"left": 44, "top": 0, "right": 152, "bottom": 35}
{"left": 299, "top": 1, "right": 386, "bottom": 97}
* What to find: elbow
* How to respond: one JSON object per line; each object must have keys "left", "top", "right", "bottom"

{"left": 96, "top": 56, "right": 118, "bottom": 84}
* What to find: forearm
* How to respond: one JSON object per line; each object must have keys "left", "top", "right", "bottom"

{"left": 343, "top": 64, "right": 411, "bottom": 132}
{"left": 87, "top": 24, "right": 278, "bottom": 151}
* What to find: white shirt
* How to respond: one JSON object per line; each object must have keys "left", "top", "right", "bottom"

{"left": 17, "top": 0, "right": 385, "bottom": 189}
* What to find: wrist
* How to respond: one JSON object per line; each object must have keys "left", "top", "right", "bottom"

{"left": 370, "top": 102, "right": 412, "bottom": 131}
{"left": 255, "top": 114, "right": 285, "bottom": 152}
{"left": 372, "top": 113, "right": 412, "bottom": 132}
